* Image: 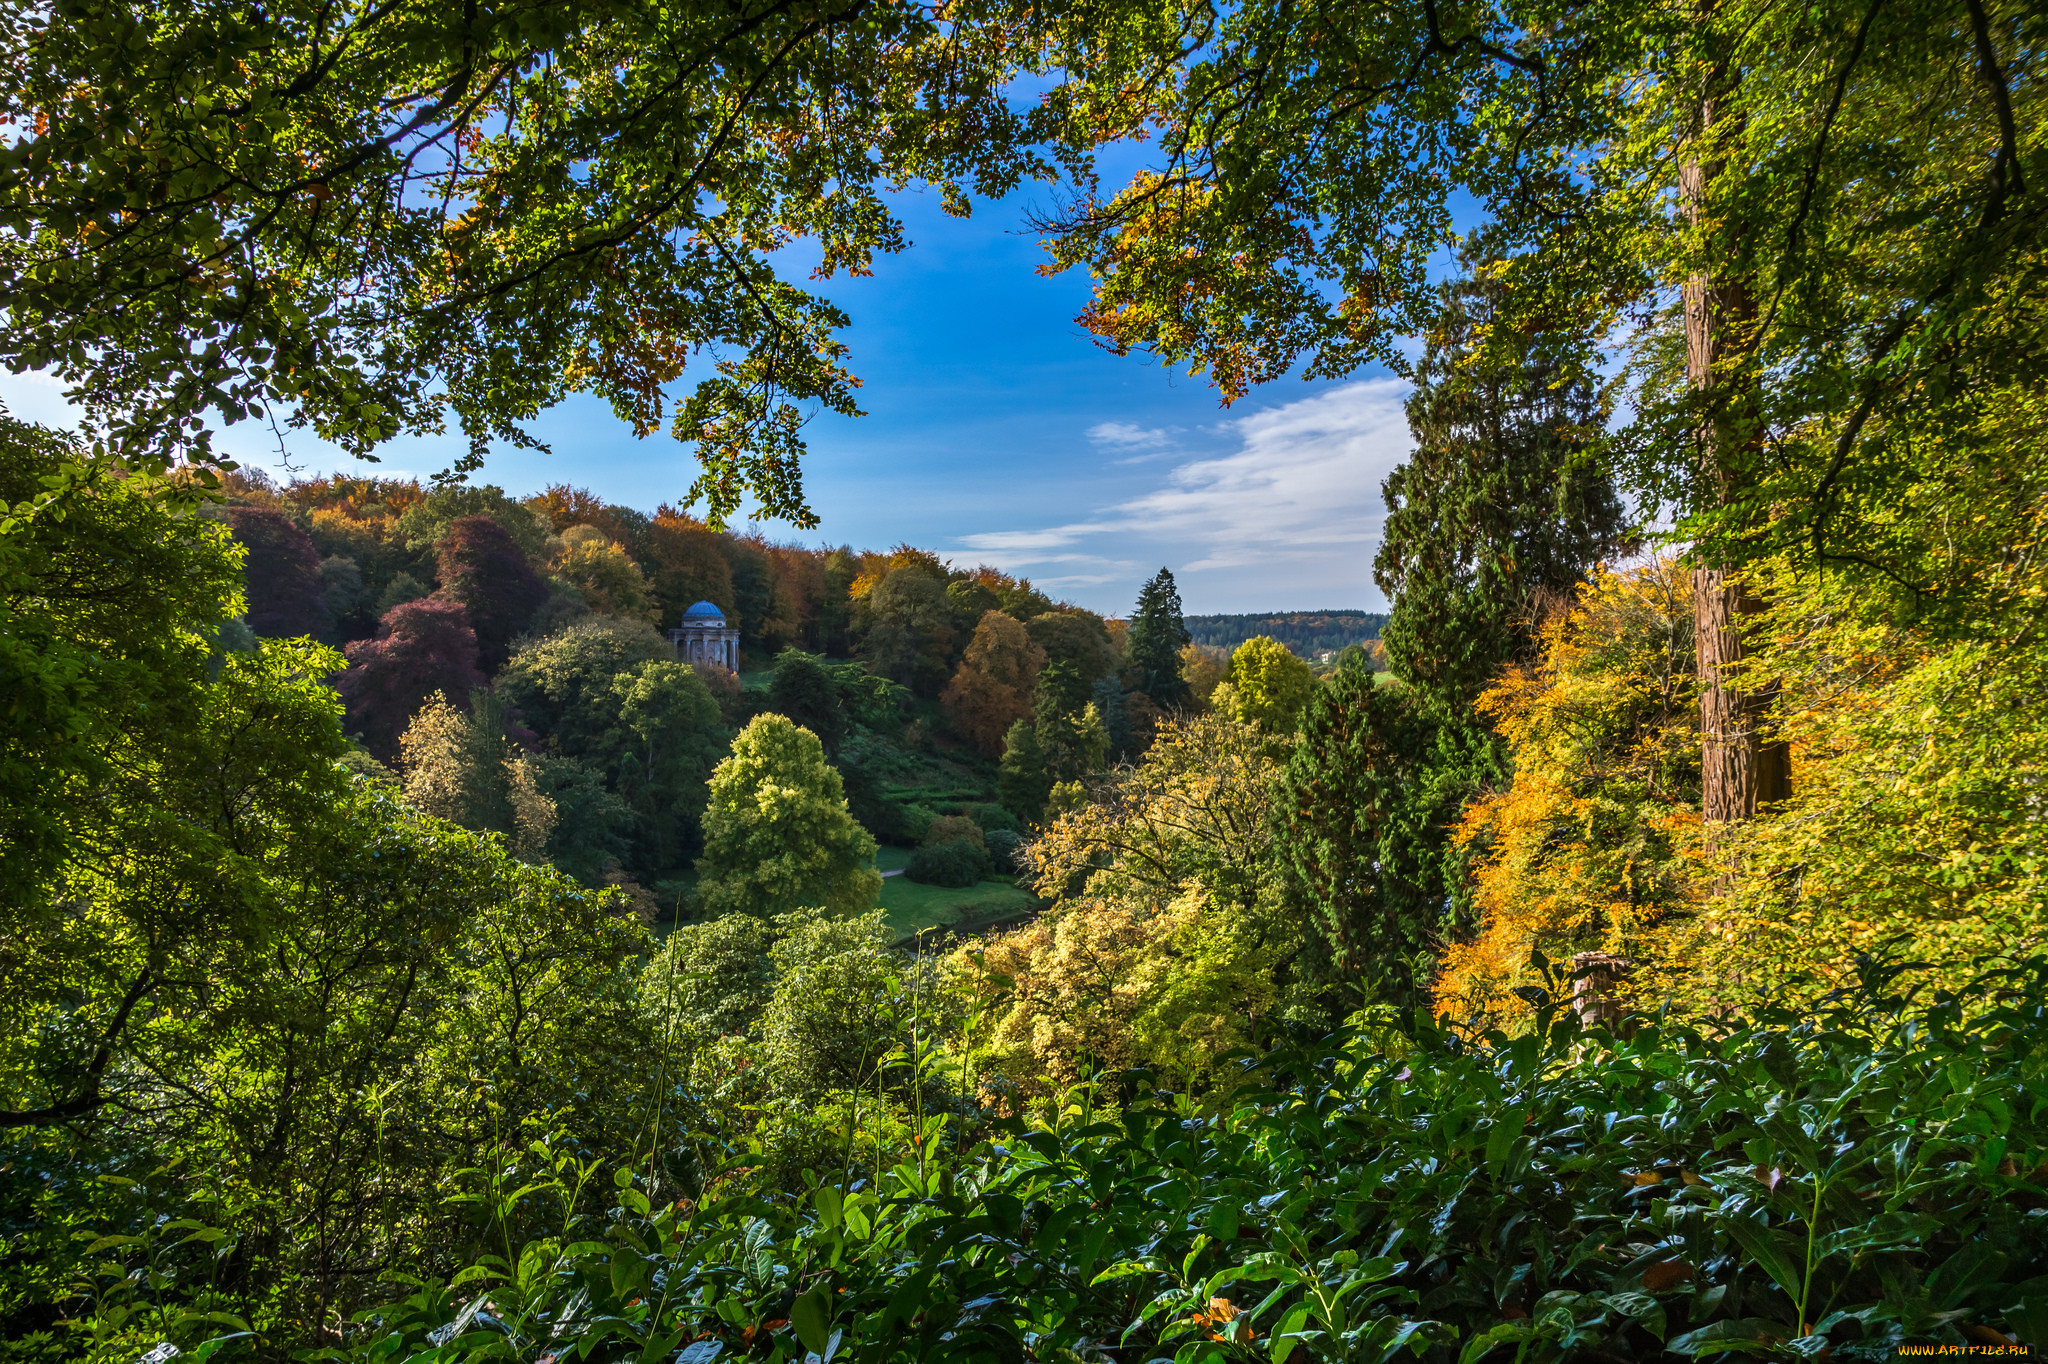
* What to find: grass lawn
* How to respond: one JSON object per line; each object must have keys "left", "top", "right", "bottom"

{"left": 872, "top": 844, "right": 1037, "bottom": 944}
{"left": 659, "top": 846, "right": 1035, "bottom": 946}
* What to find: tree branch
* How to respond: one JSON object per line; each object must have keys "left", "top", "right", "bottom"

{"left": 0, "top": 968, "right": 154, "bottom": 1129}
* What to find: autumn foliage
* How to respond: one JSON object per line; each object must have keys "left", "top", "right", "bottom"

{"left": 1433, "top": 560, "right": 1701, "bottom": 1027}
{"left": 941, "top": 610, "right": 1047, "bottom": 756}
{"left": 336, "top": 598, "right": 486, "bottom": 760}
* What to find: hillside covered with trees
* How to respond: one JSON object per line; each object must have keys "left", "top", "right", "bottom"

{"left": 3, "top": 0, "right": 2046, "bottom": 1360}
{"left": 1182, "top": 611, "right": 1388, "bottom": 658}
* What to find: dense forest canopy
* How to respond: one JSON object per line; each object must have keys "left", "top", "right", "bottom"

{"left": 3, "top": 0, "right": 2046, "bottom": 1358}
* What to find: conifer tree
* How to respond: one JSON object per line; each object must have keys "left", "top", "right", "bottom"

{"left": 1124, "top": 568, "right": 1192, "bottom": 710}
{"left": 999, "top": 720, "right": 1053, "bottom": 825}
{"left": 1375, "top": 235, "right": 1631, "bottom": 719}
{"left": 1029, "top": 660, "right": 1109, "bottom": 781}
{"left": 1091, "top": 677, "right": 1135, "bottom": 761}
{"left": 1274, "top": 662, "right": 1448, "bottom": 1007}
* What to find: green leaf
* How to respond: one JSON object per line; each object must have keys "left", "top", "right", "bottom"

{"left": 1599, "top": 1292, "right": 1666, "bottom": 1342}
{"left": 1269, "top": 1303, "right": 1311, "bottom": 1364}
{"left": 1925, "top": 1242, "right": 2006, "bottom": 1310}
{"left": 791, "top": 1285, "right": 832, "bottom": 1357}
{"left": 1721, "top": 1215, "right": 1806, "bottom": 1301}
{"left": 1457, "top": 1323, "right": 1528, "bottom": 1364}
{"left": 1665, "top": 1318, "right": 1794, "bottom": 1357}
{"left": 1485, "top": 1110, "right": 1522, "bottom": 1173}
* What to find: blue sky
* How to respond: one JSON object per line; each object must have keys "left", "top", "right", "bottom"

{"left": 0, "top": 185, "right": 1422, "bottom": 617}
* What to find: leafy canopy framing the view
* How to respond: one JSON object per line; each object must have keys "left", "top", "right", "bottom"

{"left": 0, "top": 0, "right": 1064, "bottom": 521}
{"left": 1027, "top": 0, "right": 2043, "bottom": 593}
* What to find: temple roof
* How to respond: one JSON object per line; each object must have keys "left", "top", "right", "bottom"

{"left": 680, "top": 601, "right": 727, "bottom": 624}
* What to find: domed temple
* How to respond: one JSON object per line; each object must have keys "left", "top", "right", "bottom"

{"left": 669, "top": 600, "right": 739, "bottom": 670}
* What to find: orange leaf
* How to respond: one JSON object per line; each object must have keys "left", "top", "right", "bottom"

{"left": 1642, "top": 1261, "right": 1692, "bottom": 1293}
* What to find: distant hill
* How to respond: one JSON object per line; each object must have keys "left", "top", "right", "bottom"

{"left": 1184, "top": 610, "right": 1388, "bottom": 658}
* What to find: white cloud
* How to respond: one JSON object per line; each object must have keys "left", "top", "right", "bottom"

{"left": 1086, "top": 420, "right": 1173, "bottom": 451}
{"left": 1117, "top": 380, "right": 1410, "bottom": 570}
{"left": 955, "top": 528, "right": 1099, "bottom": 556}
{"left": 951, "top": 380, "right": 1414, "bottom": 609}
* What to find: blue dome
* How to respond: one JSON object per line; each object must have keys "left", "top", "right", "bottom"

{"left": 682, "top": 601, "right": 725, "bottom": 621}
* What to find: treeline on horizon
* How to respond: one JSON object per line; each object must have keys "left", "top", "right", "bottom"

{"left": 1183, "top": 609, "right": 1387, "bottom": 656}
{"left": 220, "top": 469, "right": 1075, "bottom": 667}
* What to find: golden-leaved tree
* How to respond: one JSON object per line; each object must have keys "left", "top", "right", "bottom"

{"left": 554, "top": 527, "right": 657, "bottom": 624}
{"left": 952, "top": 714, "right": 1297, "bottom": 1095}
{"left": 397, "top": 692, "right": 557, "bottom": 863}
{"left": 1212, "top": 635, "right": 1316, "bottom": 734}
{"left": 1657, "top": 519, "right": 2048, "bottom": 1010}
{"left": 1434, "top": 560, "right": 1702, "bottom": 1029}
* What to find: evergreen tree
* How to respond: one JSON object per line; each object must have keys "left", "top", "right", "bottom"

{"left": 1091, "top": 677, "right": 1134, "bottom": 762}
{"left": 1375, "top": 234, "right": 1632, "bottom": 719}
{"left": 1274, "top": 662, "right": 1471, "bottom": 1007}
{"left": 998, "top": 719, "right": 1052, "bottom": 825}
{"left": 1040, "top": 703, "right": 1110, "bottom": 784}
{"left": 1030, "top": 660, "right": 1108, "bottom": 781}
{"left": 1032, "top": 660, "right": 1091, "bottom": 721}
{"left": 1124, "top": 567, "right": 1192, "bottom": 710}
{"left": 1321, "top": 236, "right": 1633, "bottom": 972}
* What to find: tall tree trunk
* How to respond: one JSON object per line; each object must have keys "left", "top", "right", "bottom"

{"left": 1682, "top": 83, "right": 1791, "bottom": 829}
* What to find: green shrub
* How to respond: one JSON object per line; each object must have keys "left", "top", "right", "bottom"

{"left": 921, "top": 815, "right": 985, "bottom": 849}
{"left": 327, "top": 964, "right": 2048, "bottom": 1364}
{"left": 906, "top": 838, "right": 991, "bottom": 887}
{"left": 888, "top": 801, "right": 938, "bottom": 845}
{"left": 962, "top": 801, "right": 1021, "bottom": 835}
{"left": 984, "top": 828, "right": 1023, "bottom": 874}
